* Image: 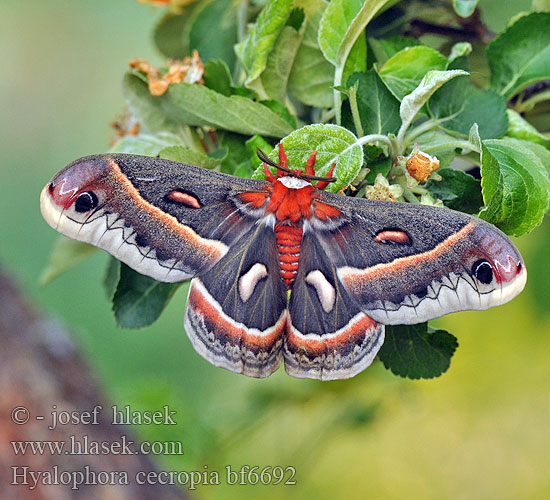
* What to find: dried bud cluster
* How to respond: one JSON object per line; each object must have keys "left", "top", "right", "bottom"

{"left": 109, "top": 111, "right": 140, "bottom": 146}
{"left": 406, "top": 151, "right": 440, "bottom": 182}
{"left": 129, "top": 50, "right": 204, "bottom": 96}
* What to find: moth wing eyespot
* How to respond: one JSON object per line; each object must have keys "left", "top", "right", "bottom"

{"left": 472, "top": 259, "right": 494, "bottom": 284}
{"left": 165, "top": 189, "right": 201, "bottom": 208}
{"left": 74, "top": 191, "right": 98, "bottom": 213}
{"left": 374, "top": 228, "right": 411, "bottom": 245}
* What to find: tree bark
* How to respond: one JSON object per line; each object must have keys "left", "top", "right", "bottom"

{"left": 0, "top": 267, "right": 189, "bottom": 500}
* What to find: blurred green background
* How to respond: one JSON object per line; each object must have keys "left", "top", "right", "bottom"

{"left": 1, "top": 0, "right": 549, "bottom": 498}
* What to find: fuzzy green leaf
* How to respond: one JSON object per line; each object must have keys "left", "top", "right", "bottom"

{"left": 261, "top": 24, "right": 303, "bottom": 102}
{"left": 399, "top": 70, "right": 468, "bottom": 137}
{"left": 287, "top": 1, "right": 334, "bottom": 107}
{"left": 112, "top": 263, "right": 181, "bottom": 329}
{"left": 109, "top": 133, "right": 184, "bottom": 156}
{"left": 378, "top": 46, "right": 448, "bottom": 101}
{"left": 123, "top": 72, "right": 293, "bottom": 137}
{"left": 379, "top": 323, "right": 458, "bottom": 379}
{"left": 426, "top": 168, "right": 483, "bottom": 214}
{"left": 479, "top": 138, "right": 550, "bottom": 236}
{"left": 40, "top": 238, "right": 98, "bottom": 286}
{"left": 252, "top": 124, "right": 363, "bottom": 193}
{"left": 122, "top": 72, "right": 180, "bottom": 133}
{"left": 167, "top": 80, "right": 295, "bottom": 137}
{"left": 318, "top": 0, "right": 389, "bottom": 66}
{"left": 487, "top": 12, "right": 550, "bottom": 99}
{"left": 159, "top": 146, "right": 222, "bottom": 169}
{"left": 238, "top": 0, "right": 294, "bottom": 85}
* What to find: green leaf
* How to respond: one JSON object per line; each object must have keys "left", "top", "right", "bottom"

{"left": 341, "top": 33, "right": 367, "bottom": 90}
{"left": 378, "top": 46, "right": 448, "bottom": 101}
{"left": 103, "top": 258, "right": 121, "bottom": 301}
{"left": 319, "top": 0, "right": 389, "bottom": 114}
{"left": 517, "top": 140, "right": 550, "bottom": 176}
{"left": 109, "top": 132, "right": 184, "bottom": 156}
{"left": 203, "top": 59, "right": 233, "bottom": 96}
{"left": 428, "top": 74, "right": 508, "bottom": 139}
{"left": 153, "top": 13, "right": 189, "bottom": 60}
{"left": 448, "top": 42, "right": 472, "bottom": 63}
{"left": 40, "top": 238, "right": 98, "bottom": 285}
{"left": 426, "top": 168, "right": 483, "bottom": 214}
{"left": 159, "top": 145, "right": 222, "bottom": 169}
{"left": 218, "top": 131, "right": 251, "bottom": 175}
{"left": 122, "top": 72, "right": 180, "bottom": 133}
{"left": 286, "top": 6, "right": 305, "bottom": 30}
{"left": 414, "top": 130, "right": 458, "bottom": 169}
{"left": 259, "top": 100, "right": 298, "bottom": 129}
{"left": 260, "top": 22, "right": 304, "bottom": 102}
{"left": 452, "top": 0, "right": 479, "bottom": 18}
{"left": 344, "top": 70, "right": 401, "bottom": 136}
{"left": 167, "top": 80, "right": 294, "bottom": 137}
{"left": 487, "top": 12, "right": 550, "bottom": 99}
{"left": 252, "top": 124, "right": 363, "bottom": 193}
{"left": 318, "top": 0, "right": 389, "bottom": 66}
{"left": 245, "top": 135, "right": 273, "bottom": 166}
{"left": 479, "top": 138, "right": 550, "bottom": 236}
{"left": 399, "top": 70, "right": 468, "bottom": 141}
{"left": 378, "top": 323, "right": 458, "bottom": 379}
{"left": 505, "top": 109, "right": 550, "bottom": 148}
{"left": 238, "top": 0, "right": 294, "bottom": 85}
{"left": 368, "top": 36, "right": 420, "bottom": 65}
{"left": 189, "top": 0, "right": 239, "bottom": 69}
{"left": 233, "top": 162, "right": 254, "bottom": 179}
{"left": 364, "top": 154, "right": 391, "bottom": 184}
{"left": 533, "top": 0, "right": 550, "bottom": 11}
{"left": 287, "top": 1, "right": 334, "bottom": 107}
{"left": 112, "top": 263, "right": 181, "bottom": 329}
{"left": 123, "top": 72, "right": 294, "bottom": 137}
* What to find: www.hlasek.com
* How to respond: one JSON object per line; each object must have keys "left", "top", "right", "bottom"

{"left": 11, "top": 466, "right": 297, "bottom": 490}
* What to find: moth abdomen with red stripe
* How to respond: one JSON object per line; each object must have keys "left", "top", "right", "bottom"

{"left": 40, "top": 145, "right": 527, "bottom": 380}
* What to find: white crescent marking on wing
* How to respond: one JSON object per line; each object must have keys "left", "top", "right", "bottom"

{"left": 238, "top": 263, "right": 268, "bottom": 303}
{"left": 305, "top": 270, "right": 336, "bottom": 313}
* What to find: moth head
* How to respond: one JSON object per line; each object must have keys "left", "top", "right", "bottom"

{"left": 465, "top": 222, "right": 527, "bottom": 302}
{"left": 257, "top": 147, "right": 337, "bottom": 189}
{"left": 40, "top": 155, "right": 111, "bottom": 231}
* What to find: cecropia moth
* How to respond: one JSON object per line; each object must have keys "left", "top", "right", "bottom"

{"left": 40, "top": 146, "right": 526, "bottom": 380}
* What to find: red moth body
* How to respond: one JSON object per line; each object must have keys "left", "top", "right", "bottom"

{"left": 259, "top": 145, "right": 338, "bottom": 288}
